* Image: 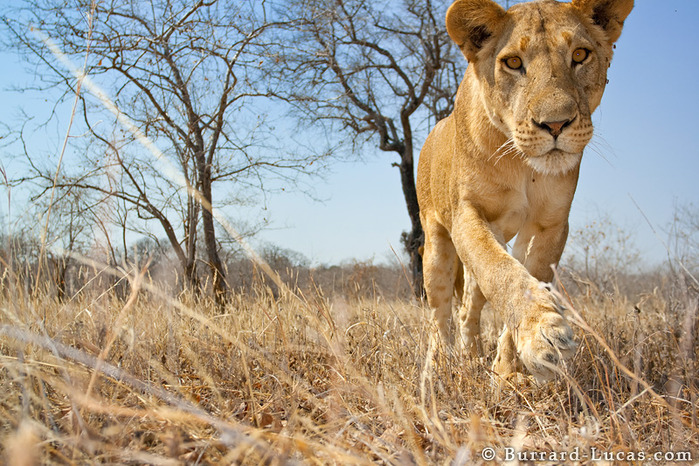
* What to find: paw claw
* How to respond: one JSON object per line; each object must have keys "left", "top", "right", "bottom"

{"left": 517, "top": 311, "right": 576, "bottom": 381}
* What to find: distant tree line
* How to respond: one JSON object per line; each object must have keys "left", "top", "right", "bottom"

{"left": 1, "top": 203, "right": 696, "bottom": 309}
{"left": 0, "top": 231, "right": 413, "bottom": 302}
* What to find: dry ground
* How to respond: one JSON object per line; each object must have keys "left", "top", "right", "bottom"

{"left": 0, "top": 267, "right": 697, "bottom": 464}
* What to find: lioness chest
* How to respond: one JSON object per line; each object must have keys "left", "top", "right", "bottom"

{"left": 452, "top": 160, "right": 579, "bottom": 244}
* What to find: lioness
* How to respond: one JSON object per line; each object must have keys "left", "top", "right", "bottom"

{"left": 417, "top": 0, "right": 633, "bottom": 381}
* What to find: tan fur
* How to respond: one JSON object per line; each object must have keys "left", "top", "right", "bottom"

{"left": 417, "top": 0, "right": 633, "bottom": 381}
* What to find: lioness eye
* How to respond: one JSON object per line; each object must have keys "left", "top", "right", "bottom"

{"left": 505, "top": 56, "right": 523, "bottom": 70}
{"left": 572, "top": 48, "right": 589, "bottom": 65}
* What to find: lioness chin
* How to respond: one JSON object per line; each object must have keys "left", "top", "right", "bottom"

{"left": 416, "top": 0, "right": 633, "bottom": 382}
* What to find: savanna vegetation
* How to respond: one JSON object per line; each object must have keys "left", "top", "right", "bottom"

{"left": 0, "top": 0, "right": 697, "bottom": 464}
{"left": 0, "top": 213, "right": 697, "bottom": 464}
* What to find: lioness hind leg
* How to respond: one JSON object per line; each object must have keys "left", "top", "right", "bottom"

{"left": 458, "top": 269, "right": 486, "bottom": 356}
{"left": 422, "top": 218, "right": 457, "bottom": 345}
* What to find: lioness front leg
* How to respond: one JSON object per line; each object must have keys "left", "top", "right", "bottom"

{"left": 507, "top": 221, "right": 577, "bottom": 379}
{"left": 451, "top": 207, "right": 575, "bottom": 381}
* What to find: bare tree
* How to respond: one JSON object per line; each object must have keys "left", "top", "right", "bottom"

{"left": 269, "top": 0, "right": 461, "bottom": 296}
{"left": 3, "top": 0, "right": 321, "bottom": 303}
{"left": 563, "top": 215, "right": 642, "bottom": 295}
{"left": 42, "top": 189, "right": 92, "bottom": 301}
{"left": 0, "top": 185, "right": 93, "bottom": 300}
{"left": 668, "top": 202, "right": 699, "bottom": 276}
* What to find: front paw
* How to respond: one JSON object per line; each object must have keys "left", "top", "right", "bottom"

{"left": 516, "top": 311, "right": 576, "bottom": 382}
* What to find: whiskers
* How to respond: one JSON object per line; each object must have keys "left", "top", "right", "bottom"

{"left": 585, "top": 133, "right": 616, "bottom": 168}
{"left": 488, "top": 137, "right": 524, "bottom": 165}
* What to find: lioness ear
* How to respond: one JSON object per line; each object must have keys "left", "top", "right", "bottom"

{"left": 572, "top": 0, "right": 634, "bottom": 44}
{"left": 446, "top": 0, "right": 507, "bottom": 62}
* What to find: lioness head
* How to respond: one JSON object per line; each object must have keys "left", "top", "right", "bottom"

{"left": 446, "top": 0, "right": 633, "bottom": 175}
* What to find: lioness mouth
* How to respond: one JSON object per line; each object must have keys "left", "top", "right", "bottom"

{"left": 526, "top": 149, "right": 582, "bottom": 175}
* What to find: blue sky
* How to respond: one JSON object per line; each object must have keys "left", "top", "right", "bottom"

{"left": 1, "top": 1, "right": 698, "bottom": 268}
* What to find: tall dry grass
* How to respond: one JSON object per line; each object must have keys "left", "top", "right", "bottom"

{"left": 1, "top": 260, "right": 697, "bottom": 464}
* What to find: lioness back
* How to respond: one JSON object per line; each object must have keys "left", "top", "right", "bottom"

{"left": 417, "top": 0, "right": 632, "bottom": 381}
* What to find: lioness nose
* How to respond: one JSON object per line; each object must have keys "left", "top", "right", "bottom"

{"left": 535, "top": 118, "right": 574, "bottom": 138}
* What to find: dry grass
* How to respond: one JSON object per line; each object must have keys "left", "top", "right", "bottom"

{"left": 0, "top": 264, "right": 697, "bottom": 465}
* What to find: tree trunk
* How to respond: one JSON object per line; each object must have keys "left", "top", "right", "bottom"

{"left": 184, "top": 259, "right": 198, "bottom": 293}
{"left": 55, "top": 257, "right": 68, "bottom": 302}
{"left": 397, "top": 150, "right": 425, "bottom": 298}
{"left": 184, "top": 197, "right": 200, "bottom": 294}
{"left": 395, "top": 115, "right": 425, "bottom": 299}
{"left": 197, "top": 154, "right": 228, "bottom": 306}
